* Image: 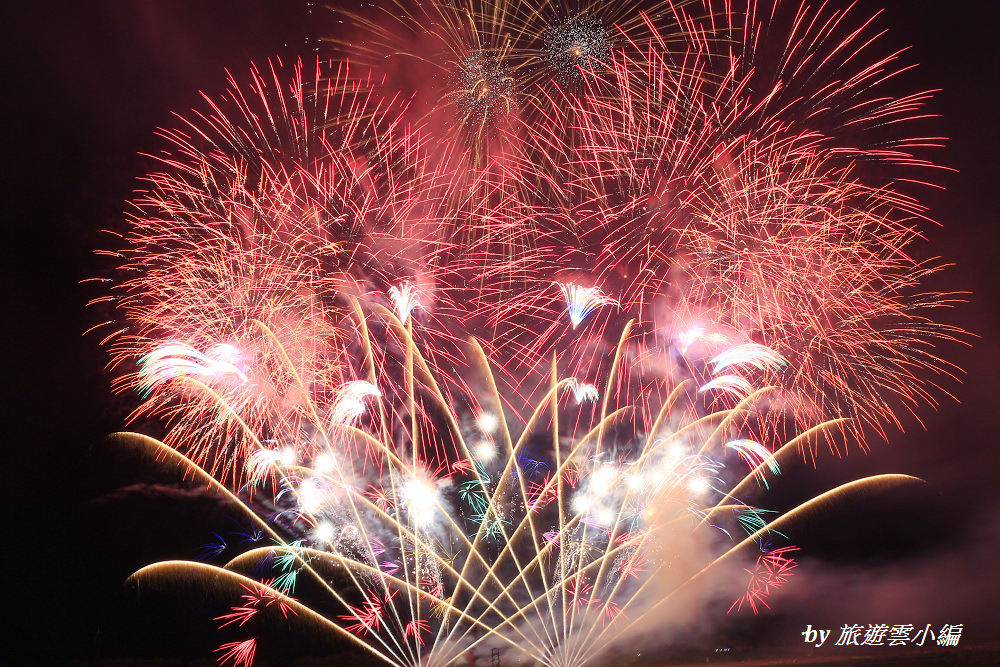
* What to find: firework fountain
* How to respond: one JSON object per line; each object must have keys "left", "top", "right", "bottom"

{"left": 94, "top": 1, "right": 962, "bottom": 666}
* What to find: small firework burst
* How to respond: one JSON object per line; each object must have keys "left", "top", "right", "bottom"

{"left": 451, "top": 49, "right": 517, "bottom": 138}
{"left": 542, "top": 13, "right": 611, "bottom": 84}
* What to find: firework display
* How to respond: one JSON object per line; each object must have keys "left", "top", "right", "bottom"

{"left": 95, "top": 1, "right": 961, "bottom": 665}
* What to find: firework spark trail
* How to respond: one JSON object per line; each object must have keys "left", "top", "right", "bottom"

{"left": 728, "top": 545, "right": 799, "bottom": 614}
{"left": 95, "top": 1, "right": 964, "bottom": 666}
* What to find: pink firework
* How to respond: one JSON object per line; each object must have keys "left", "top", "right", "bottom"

{"left": 96, "top": 57, "right": 482, "bottom": 488}
{"left": 729, "top": 546, "right": 800, "bottom": 614}
{"left": 507, "top": 0, "right": 963, "bottom": 448}
{"left": 215, "top": 638, "right": 257, "bottom": 667}
{"left": 96, "top": 2, "right": 965, "bottom": 667}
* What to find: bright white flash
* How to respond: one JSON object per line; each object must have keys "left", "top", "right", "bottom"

{"left": 312, "top": 521, "right": 335, "bottom": 544}
{"left": 298, "top": 478, "right": 322, "bottom": 512}
{"left": 474, "top": 439, "right": 497, "bottom": 462}
{"left": 590, "top": 465, "right": 617, "bottom": 491}
{"left": 476, "top": 411, "right": 499, "bottom": 434}
{"left": 626, "top": 474, "right": 644, "bottom": 491}
{"left": 667, "top": 442, "right": 688, "bottom": 462}
{"left": 571, "top": 491, "right": 592, "bottom": 515}
{"left": 402, "top": 477, "right": 440, "bottom": 527}
{"left": 313, "top": 452, "right": 335, "bottom": 474}
{"left": 687, "top": 476, "right": 710, "bottom": 497}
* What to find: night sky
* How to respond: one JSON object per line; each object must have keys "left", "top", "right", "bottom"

{"left": 6, "top": 1, "right": 1000, "bottom": 664}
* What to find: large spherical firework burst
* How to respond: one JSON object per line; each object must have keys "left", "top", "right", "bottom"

{"left": 96, "top": 57, "right": 478, "bottom": 486}
{"left": 96, "top": 1, "right": 963, "bottom": 666}
{"left": 507, "top": 0, "right": 963, "bottom": 447}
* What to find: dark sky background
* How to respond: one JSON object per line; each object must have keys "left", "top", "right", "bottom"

{"left": 5, "top": 1, "right": 1000, "bottom": 664}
